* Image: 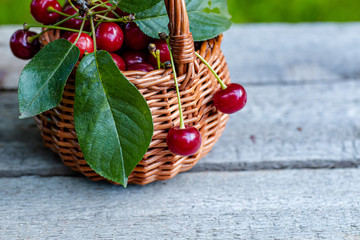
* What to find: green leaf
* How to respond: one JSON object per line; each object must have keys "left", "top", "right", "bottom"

{"left": 134, "top": 0, "right": 232, "bottom": 41}
{"left": 74, "top": 51, "right": 153, "bottom": 186}
{"left": 109, "top": 0, "right": 162, "bottom": 13}
{"left": 134, "top": 1, "right": 168, "bottom": 38}
{"left": 18, "top": 39, "right": 79, "bottom": 119}
{"left": 188, "top": 12, "right": 232, "bottom": 41}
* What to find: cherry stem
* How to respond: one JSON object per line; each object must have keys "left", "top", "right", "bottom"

{"left": 90, "top": 16, "right": 97, "bottom": 50}
{"left": 52, "top": 12, "right": 80, "bottom": 26}
{"left": 90, "top": 0, "right": 121, "bottom": 19}
{"left": 166, "top": 38, "right": 185, "bottom": 129}
{"left": 195, "top": 52, "right": 227, "bottom": 90}
{"left": 156, "top": 50, "right": 161, "bottom": 70}
{"left": 150, "top": 51, "right": 156, "bottom": 58}
{"left": 26, "top": 11, "right": 80, "bottom": 31}
{"left": 102, "top": 3, "right": 121, "bottom": 19}
{"left": 92, "top": 9, "right": 109, "bottom": 15}
{"left": 27, "top": 24, "right": 87, "bottom": 34}
{"left": 26, "top": 14, "right": 89, "bottom": 44}
{"left": 74, "top": 17, "right": 87, "bottom": 45}
{"left": 27, "top": 35, "right": 37, "bottom": 44}
{"left": 94, "top": 18, "right": 129, "bottom": 23}
{"left": 26, "top": 13, "right": 79, "bottom": 43}
{"left": 47, "top": 6, "right": 83, "bottom": 19}
{"left": 94, "top": 14, "right": 128, "bottom": 23}
{"left": 89, "top": 2, "right": 106, "bottom": 11}
{"left": 92, "top": 0, "right": 109, "bottom": 3}
{"left": 68, "top": 0, "right": 79, "bottom": 12}
{"left": 95, "top": 14, "right": 114, "bottom": 20}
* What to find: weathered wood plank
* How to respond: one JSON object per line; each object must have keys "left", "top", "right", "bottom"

{"left": 1, "top": 169, "right": 360, "bottom": 239}
{"left": 222, "top": 23, "right": 360, "bottom": 85}
{"left": 195, "top": 79, "right": 360, "bottom": 171}
{"left": 0, "top": 92, "right": 74, "bottom": 177}
{"left": 1, "top": 78, "right": 360, "bottom": 176}
{"left": 2, "top": 23, "right": 360, "bottom": 89}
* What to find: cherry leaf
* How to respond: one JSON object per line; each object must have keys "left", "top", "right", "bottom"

{"left": 18, "top": 39, "right": 79, "bottom": 119}
{"left": 109, "top": 0, "right": 162, "bottom": 13}
{"left": 135, "top": 0, "right": 232, "bottom": 41}
{"left": 74, "top": 51, "right": 153, "bottom": 187}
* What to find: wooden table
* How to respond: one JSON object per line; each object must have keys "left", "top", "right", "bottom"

{"left": 1, "top": 24, "right": 360, "bottom": 239}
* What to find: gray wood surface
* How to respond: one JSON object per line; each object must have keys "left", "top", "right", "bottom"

{"left": 197, "top": 80, "right": 360, "bottom": 171}
{"left": 0, "top": 92, "right": 73, "bottom": 177}
{"left": 1, "top": 23, "right": 360, "bottom": 239}
{"left": 1, "top": 169, "right": 360, "bottom": 240}
{"left": 223, "top": 23, "right": 360, "bottom": 85}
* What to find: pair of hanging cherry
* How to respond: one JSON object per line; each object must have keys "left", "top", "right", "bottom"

{"left": 165, "top": 38, "right": 247, "bottom": 156}
{"left": 167, "top": 84, "right": 246, "bottom": 156}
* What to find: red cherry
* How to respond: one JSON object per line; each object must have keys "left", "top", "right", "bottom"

{"left": 115, "top": 8, "right": 129, "bottom": 17}
{"left": 30, "top": 0, "right": 62, "bottom": 25}
{"left": 110, "top": 53, "right": 126, "bottom": 71}
{"left": 66, "top": 33, "right": 94, "bottom": 59}
{"left": 213, "top": 83, "right": 247, "bottom": 114}
{"left": 122, "top": 51, "right": 147, "bottom": 67}
{"left": 61, "top": 5, "right": 90, "bottom": 30}
{"left": 124, "top": 22, "right": 150, "bottom": 51}
{"left": 60, "top": 31, "right": 72, "bottom": 39}
{"left": 96, "top": 22, "right": 124, "bottom": 52}
{"left": 127, "top": 63, "right": 154, "bottom": 72}
{"left": 10, "top": 30, "right": 40, "bottom": 60}
{"left": 149, "top": 39, "right": 171, "bottom": 66}
{"left": 194, "top": 41, "right": 202, "bottom": 50}
{"left": 166, "top": 126, "right": 202, "bottom": 156}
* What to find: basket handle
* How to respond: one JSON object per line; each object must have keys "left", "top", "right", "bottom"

{"left": 164, "top": 0, "right": 195, "bottom": 75}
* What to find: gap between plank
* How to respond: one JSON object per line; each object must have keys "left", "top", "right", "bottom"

{"left": 1, "top": 160, "right": 360, "bottom": 179}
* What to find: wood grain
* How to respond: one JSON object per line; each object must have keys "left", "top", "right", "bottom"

{"left": 1, "top": 169, "right": 360, "bottom": 239}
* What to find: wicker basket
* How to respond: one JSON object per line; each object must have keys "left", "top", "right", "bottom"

{"left": 34, "top": 0, "right": 231, "bottom": 185}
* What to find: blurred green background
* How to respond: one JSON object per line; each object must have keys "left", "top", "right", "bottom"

{"left": 1, "top": 0, "right": 360, "bottom": 25}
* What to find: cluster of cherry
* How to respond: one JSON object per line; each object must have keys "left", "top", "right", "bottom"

{"left": 10, "top": 0, "right": 171, "bottom": 72}
{"left": 10, "top": 0, "right": 247, "bottom": 157}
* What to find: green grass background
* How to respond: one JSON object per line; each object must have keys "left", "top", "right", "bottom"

{"left": 1, "top": 0, "right": 360, "bottom": 25}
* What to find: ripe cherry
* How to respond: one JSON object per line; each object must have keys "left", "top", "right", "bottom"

{"left": 148, "top": 39, "right": 171, "bottom": 67}
{"left": 30, "top": 0, "right": 62, "bottom": 25}
{"left": 96, "top": 22, "right": 124, "bottom": 52}
{"left": 61, "top": 5, "right": 90, "bottom": 30}
{"left": 66, "top": 33, "right": 94, "bottom": 59}
{"left": 194, "top": 41, "right": 202, "bottom": 50}
{"left": 124, "top": 22, "right": 151, "bottom": 51}
{"left": 115, "top": 8, "right": 129, "bottom": 17}
{"left": 167, "top": 126, "right": 202, "bottom": 156}
{"left": 127, "top": 63, "right": 154, "bottom": 72}
{"left": 122, "top": 51, "right": 147, "bottom": 67}
{"left": 110, "top": 53, "right": 126, "bottom": 71}
{"left": 10, "top": 30, "right": 40, "bottom": 60}
{"left": 213, "top": 83, "right": 247, "bottom": 114}
{"left": 60, "top": 31, "right": 72, "bottom": 39}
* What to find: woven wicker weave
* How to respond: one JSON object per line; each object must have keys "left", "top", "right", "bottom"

{"left": 34, "top": 0, "right": 231, "bottom": 185}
